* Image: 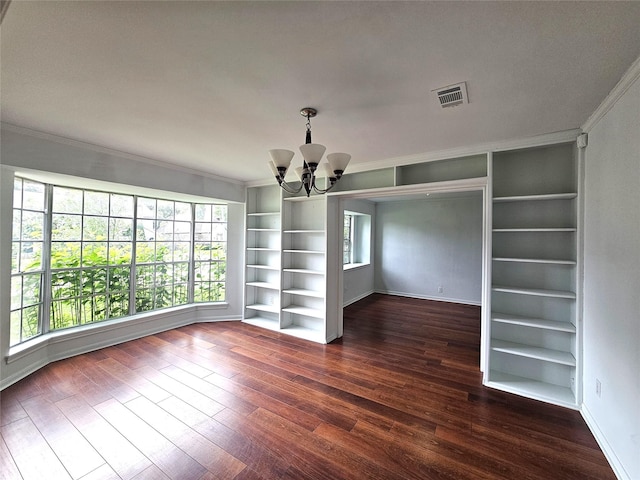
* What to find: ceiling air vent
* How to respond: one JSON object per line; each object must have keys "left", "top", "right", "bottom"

{"left": 433, "top": 82, "right": 468, "bottom": 108}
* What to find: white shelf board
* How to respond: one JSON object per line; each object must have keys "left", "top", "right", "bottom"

{"left": 491, "top": 340, "right": 576, "bottom": 366}
{"left": 246, "top": 282, "right": 280, "bottom": 290}
{"left": 283, "top": 288, "right": 325, "bottom": 298}
{"left": 491, "top": 312, "right": 576, "bottom": 333}
{"left": 247, "top": 247, "right": 280, "bottom": 252}
{"left": 283, "top": 268, "right": 324, "bottom": 275}
{"left": 284, "top": 196, "right": 324, "bottom": 202}
{"left": 242, "top": 316, "right": 280, "bottom": 331}
{"left": 283, "top": 249, "right": 324, "bottom": 254}
{"left": 247, "top": 212, "right": 279, "bottom": 217}
{"left": 283, "top": 229, "right": 324, "bottom": 234}
{"left": 493, "top": 257, "right": 576, "bottom": 265}
{"left": 247, "top": 228, "right": 280, "bottom": 232}
{"left": 492, "top": 285, "right": 576, "bottom": 299}
{"left": 280, "top": 325, "right": 326, "bottom": 343}
{"left": 486, "top": 371, "right": 576, "bottom": 408}
{"left": 247, "top": 264, "right": 280, "bottom": 271}
{"left": 493, "top": 228, "right": 576, "bottom": 233}
{"left": 282, "top": 305, "right": 325, "bottom": 319}
{"left": 493, "top": 193, "right": 577, "bottom": 203}
{"left": 246, "top": 303, "right": 279, "bottom": 314}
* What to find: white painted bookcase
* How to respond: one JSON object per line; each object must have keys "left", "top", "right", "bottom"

{"left": 487, "top": 143, "right": 580, "bottom": 408}
{"left": 243, "top": 138, "right": 582, "bottom": 409}
{"left": 244, "top": 185, "right": 339, "bottom": 343}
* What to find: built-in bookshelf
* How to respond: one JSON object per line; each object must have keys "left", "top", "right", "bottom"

{"left": 244, "top": 185, "right": 282, "bottom": 331}
{"left": 281, "top": 195, "right": 329, "bottom": 343}
{"left": 488, "top": 143, "right": 579, "bottom": 408}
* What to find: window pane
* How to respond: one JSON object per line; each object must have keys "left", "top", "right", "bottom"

{"left": 110, "top": 194, "right": 134, "bottom": 217}
{"left": 137, "top": 197, "right": 156, "bottom": 218}
{"left": 21, "top": 241, "right": 42, "bottom": 271}
{"left": 109, "top": 242, "right": 132, "bottom": 265}
{"left": 50, "top": 299, "right": 80, "bottom": 330}
{"left": 13, "top": 179, "right": 23, "bottom": 209}
{"left": 22, "top": 274, "right": 42, "bottom": 306}
{"left": 156, "top": 221, "right": 173, "bottom": 241}
{"left": 109, "top": 266, "right": 130, "bottom": 292}
{"left": 157, "top": 200, "right": 174, "bottom": 219}
{"left": 11, "top": 242, "right": 20, "bottom": 272}
{"left": 83, "top": 216, "right": 109, "bottom": 241}
{"left": 53, "top": 186, "right": 83, "bottom": 213}
{"left": 194, "top": 242, "right": 210, "bottom": 260}
{"left": 195, "top": 204, "right": 210, "bottom": 221}
{"left": 136, "top": 219, "right": 156, "bottom": 241}
{"left": 212, "top": 205, "right": 227, "bottom": 222}
{"left": 10, "top": 276, "right": 22, "bottom": 309}
{"left": 84, "top": 191, "right": 109, "bottom": 216}
{"left": 21, "top": 211, "right": 44, "bottom": 240}
{"left": 175, "top": 202, "right": 191, "bottom": 221}
{"left": 109, "top": 218, "right": 133, "bottom": 241}
{"left": 81, "top": 268, "right": 106, "bottom": 296}
{"left": 51, "top": 242, "right": 81, "bottom": 268}
{"left": 12, "top": 210, "right": 21, "bottom": 240}
{"left": 212, "top": 242, "right": 226, "bottom": 260}
{"left": 156, "top": 242, "right": 172, "bottom": 262}
{"left": 23, "top": 180, "right": 45, "bottom": 210}
{"left": 10, "top": 311, "right": 22, "bottom": 346}
{"left": 212, "top": 223, "right": 227, "bottom": 241}
{"left": 22, "top": 305, "right": 41, "bottom": 339}
{"left": 175, "top": 221, "right": 191, "bottom": 241}
{"left": 52, "top": 270, "right": 81, "bottom": 298}
{"left": 52, "top": 214, "right": 82, "bottom": 240}
{"left": 136, "top": 242, "right": 156, "bottom": 263}
{"left": 82, "top": 242, "right": 107, "bottom": 267}
{"left": 174, "top": 242, "right": 190, "bottom": 261}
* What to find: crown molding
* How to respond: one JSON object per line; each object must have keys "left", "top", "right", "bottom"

{"left": 0, "top": 122, "right": 245, "bottom": 186}
{"left": 246, "top": 128, "right": 580, "bottom": 187}
{"left": 582, "top": 54, "right": 640, "bottom": 133}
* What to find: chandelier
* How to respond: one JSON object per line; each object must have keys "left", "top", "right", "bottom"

{"left": 268, "top": 107, "right": 351, "bottom": 197}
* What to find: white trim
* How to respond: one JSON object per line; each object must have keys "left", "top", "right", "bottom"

{"left": 245, "top": 129, "right": 580, "bottom": 187}
{"left": 375, "top": 290, "right": 482, "bottom": 307}
{"left": 0, "top": 122, "right": 245, "bottom": 186}
{"left": 343, "top": 290, "right": 375, "bottom": 308}
{"left": 582, "top": 54, "right": 640, "bottom": 133}
{"left": 2, "top": 304, "right": 240, "bottom": 390}
{"left": 582, "top": 404, "right": 630, "bottom": 480}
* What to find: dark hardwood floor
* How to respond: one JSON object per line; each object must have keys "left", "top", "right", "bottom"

{"left": 0, "top": 294, "right": 614, "bottom": 479}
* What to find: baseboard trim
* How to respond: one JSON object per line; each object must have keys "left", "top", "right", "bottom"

{"left": 343, "top": 289, "right": 375, "bottom": 307}
{"left": 2, "top": 305, "right": 241, "bottom": 391}
{"left": 375, "top": 289, "right": 482, "bottom": 306}
{"left": 581, "top": 403, "right": 630, "bottom": 480}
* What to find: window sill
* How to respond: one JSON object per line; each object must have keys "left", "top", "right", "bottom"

{"left": 344, "top": 262, "right": 370, "bottom": 271}
{"left": 6, "top": 302, "right": 229, "bottom": 365}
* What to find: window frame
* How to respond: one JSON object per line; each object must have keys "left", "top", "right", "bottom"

{"left": 9, "top": 176, "right": 228, "bottom": 346}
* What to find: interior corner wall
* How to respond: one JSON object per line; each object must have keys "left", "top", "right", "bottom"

{"left": 582, "top": 75, "right": 640, "bottom": 480}
{"left": 342, "top": 198, "right": 376, "bottom": 306}
{"left": 374, "top": 195, "right": 483, "bottom": 305}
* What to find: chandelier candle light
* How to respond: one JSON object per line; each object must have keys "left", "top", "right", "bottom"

{"left": 268, "top": 107, "right": 351, "bottom": 197}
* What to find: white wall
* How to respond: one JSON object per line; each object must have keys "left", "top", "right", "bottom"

{"left": 342, "top": 199, "right": 375, "bottom": 306}
{"left": 0, "top": 126, "right": 246, "bottom": 389}
{"left": 374, "top": 194, "right": 483, "bottom": 305}
{"left": 582, "top": 68, "right": 640, "bottom": 480}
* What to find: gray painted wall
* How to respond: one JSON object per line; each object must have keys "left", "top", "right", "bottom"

{"left": 374, "top": 194, "right": 483, "bottom": 305}
{"left": 583, "top": 74, "right": 640, "bottom": 479}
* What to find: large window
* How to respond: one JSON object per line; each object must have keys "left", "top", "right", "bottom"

{"left": 9, "top": 177, "right": 228, "bottom": 347}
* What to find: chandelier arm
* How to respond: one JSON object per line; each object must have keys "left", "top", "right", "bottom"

{"left": 278, "top": 179, "right": 304, "bottom": 194}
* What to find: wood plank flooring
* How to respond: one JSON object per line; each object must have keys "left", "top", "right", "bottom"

{"left": 0, "top": 294, "right": 614, "bottom": 479}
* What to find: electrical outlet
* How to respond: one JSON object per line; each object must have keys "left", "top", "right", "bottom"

{"left": 596, "top": 379, "right": 602, "bottom": 397}
{"left": 438, "top": 285, "right": 443, "bottom": 293}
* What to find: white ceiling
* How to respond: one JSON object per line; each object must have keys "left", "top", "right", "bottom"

{"left": 2, "top": 1, "right": 640, "bottom": 183}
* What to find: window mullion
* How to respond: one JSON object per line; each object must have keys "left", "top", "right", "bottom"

{"left": 41, "top": 183, "right": 54, "bottom": 335}
{"left": 129, "top": 196, "right": 138, "bottom": 316}
{"left": 188, "top": 204, "right": 195, "bottom": 303}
